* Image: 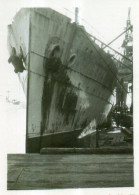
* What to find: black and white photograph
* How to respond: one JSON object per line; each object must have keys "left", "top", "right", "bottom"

{"left": 0, "top": 0, "right": 138, "bottom": 194}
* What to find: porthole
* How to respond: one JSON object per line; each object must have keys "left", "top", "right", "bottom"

{"left": 50, "top": 45, "right": 60, "bottom": 58}
{"left": 68, "top": 53, "right": 76, "bottom": 66}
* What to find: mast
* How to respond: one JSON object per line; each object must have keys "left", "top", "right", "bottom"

{"left": 75, "top": 7, "right": 79, "bottom": 24}
{"left": 74, "top": 0, "right": 79, "bottom": 24}
{"left": 116, "top": 8, "right": 133, "bottom": 112}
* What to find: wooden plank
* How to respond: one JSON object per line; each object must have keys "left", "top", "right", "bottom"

{"left": 8, "top": 162, "right": 133, "bottom": 170}
{"left": 8, "top": 180, "right": 133, "bottom": 190}
{"left": 8, "top": 153, "right": 133, "bottom": 160}
{"left": 7, "top": 154, "right": 134, "bottom": 189}
{"left": 8, "top": 172, "right": 133, "bottom": 189}
{"left": 8, "top": 168, "right": 23, "bottom": 183}
{"left": 40, "top": 147, "right": 132, "bottom": 154}
{"left": 8, "top": 163, "right": 133, "bottom": 174}
{"left": 8, "top": 154, "right": 133, "bottom": 164}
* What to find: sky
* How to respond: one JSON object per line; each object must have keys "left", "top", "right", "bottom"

{"left": 0, "top": 0, "right": 139, "bottom": 193}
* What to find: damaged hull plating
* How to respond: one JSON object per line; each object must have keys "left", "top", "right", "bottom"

{"left": 7, "top": 8, "right": 117, "bottom": 152}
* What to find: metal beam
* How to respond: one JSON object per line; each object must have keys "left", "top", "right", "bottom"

{"left": 88, "top": 33, "right": 132, "bottom": 63}
{"left": 103, "top": 25, "right": 133, "bottom": 49}
{"left": 112, "top": 57, "right": 132, "bottom": 71}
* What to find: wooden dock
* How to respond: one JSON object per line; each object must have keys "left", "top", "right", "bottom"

{"left": 7, "top": 153, "right": 134, "bottom": 190}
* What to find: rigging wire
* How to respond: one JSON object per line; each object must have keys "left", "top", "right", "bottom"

{"left": 64, "top": 8, "right": 107, "bottom": 42}
{"left": 88, "top": 32, "right": 132, "bottom": 63}
{"left": 103, "top": 25, "right": 133, "bottom": 49}
{"left": 63, "top": 7, "right": 133, "bottom": 86}
{"left": 89, "top": 36, "right": 132, "bottom": 98}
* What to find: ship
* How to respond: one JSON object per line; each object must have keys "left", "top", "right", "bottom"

{"left": 7, "top": 8, "right": 117, "bottom": 153}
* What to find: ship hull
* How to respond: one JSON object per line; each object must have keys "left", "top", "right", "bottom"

{"left": 27, "top": 129, "right": 82, "bottom": 153}
{"left": 8, "top": 8, "right": 117, "bottom": 153}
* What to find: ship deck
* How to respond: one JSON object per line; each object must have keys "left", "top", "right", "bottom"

{"left": 8, "top": 153, "right": 133, "bottom": 189}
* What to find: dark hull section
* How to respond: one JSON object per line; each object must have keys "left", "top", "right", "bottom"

{"left": 26, "top": 129, "right": 97, "bottom": 153}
